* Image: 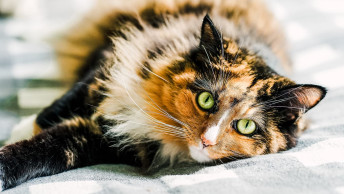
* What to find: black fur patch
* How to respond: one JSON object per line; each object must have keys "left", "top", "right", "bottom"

{"left": 140, "top": 7, "right": 166, "bottom": 28}
{"left": 77, "top": 43, "right": 112, "bottom": 80}
{"left": 147, "top": 45, "right": 164, "bottom": 59}
{"left": 168, "top": 61, "right": 188, "bottom": 75}
{"left": 104, "top": 13, "right": 143, "bottom": 39}
{"left": 179, "top": 3, "right": 213, "bottom": 15}
{"left": 139, "top": 61, "right": 153, "bottom": 80}
{"left": 36, "top": 70, "right": 105, "bottom": 129}
{"left": 249, "top": 61, "right": 276, "bottom": 83}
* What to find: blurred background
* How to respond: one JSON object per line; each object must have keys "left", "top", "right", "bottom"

{"left": 0, "top": 0, "right": 344, "bottom": 142}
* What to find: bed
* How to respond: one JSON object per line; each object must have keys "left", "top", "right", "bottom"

{"left": 0, "top": 0, "right": 344, "bottom": 193}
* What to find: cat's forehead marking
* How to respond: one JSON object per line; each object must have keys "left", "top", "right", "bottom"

{"left": 203, "top": 110, "right": 230, "bottom": 144}
{"left": 248, "top": 76, "right": 293, "bottom": 98}
{"left": 171, "top": 68, "right": 196, "bottom": 85}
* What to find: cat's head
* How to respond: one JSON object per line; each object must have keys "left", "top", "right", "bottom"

{"left": 143, "top": 15, "right": 326, "bottom": 163}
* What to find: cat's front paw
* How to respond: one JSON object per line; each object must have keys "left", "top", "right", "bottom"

{"left": 0, "top": 147, "right": 21, "bottom": 191}
{"left": 0, "top": 152, "right": 8, "bottom": 191}
{"left": 0, "top": 155, "right": 7, "bottom": 192}
{"left": 0, "top": 179, "right": 4, "bottom": 192}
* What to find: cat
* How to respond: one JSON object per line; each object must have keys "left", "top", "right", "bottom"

{"left": 0, "top": 0, "right": 326, "bottom": 191}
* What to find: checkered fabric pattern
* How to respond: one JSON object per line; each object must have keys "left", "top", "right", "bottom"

{"left": 0, "top": 0, "right": 344, "bottom": 193}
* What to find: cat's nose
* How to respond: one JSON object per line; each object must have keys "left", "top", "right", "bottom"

{"left": 201, "top": 134, "right": 215, "bottom": 148}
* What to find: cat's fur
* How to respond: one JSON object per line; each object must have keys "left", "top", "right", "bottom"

{"left": 0, "top": 0, "right": 326, "bottom": 191}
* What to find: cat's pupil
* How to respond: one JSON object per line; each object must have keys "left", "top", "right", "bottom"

{"left": 245, "top": 120, "right": 249, "bottom": 128}
{"left": 205, "top": 96, "right": 210, "bottom": 103}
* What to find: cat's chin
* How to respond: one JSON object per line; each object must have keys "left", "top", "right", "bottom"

{"left": 188, "top": 143, "right": 212, "bottom": 163}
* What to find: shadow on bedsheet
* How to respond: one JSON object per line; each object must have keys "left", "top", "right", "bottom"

{"left": 90, "top": 163, "right": 207, "bottom": 177}
{"left": 85, "top": 162, "right": 215, "bottom": 179}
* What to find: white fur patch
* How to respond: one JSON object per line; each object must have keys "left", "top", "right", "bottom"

{"left": 5, "top": 114, "right": 37, "bottom": 145}
{"left": 189, "top": 143, "right": 212, "bottom": 163}
{"left": 203, "top": 110, "right": 229, "bottom": 144}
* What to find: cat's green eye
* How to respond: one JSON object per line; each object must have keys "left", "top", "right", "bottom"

{"left": 197, "top": 91, "right": 215, "bottom": 110}
{"left": 236, "top": 119, "right": 257, "bottom": 135}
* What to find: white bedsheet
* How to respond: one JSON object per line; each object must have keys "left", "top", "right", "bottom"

{"left": 0, "top": 0, "right": 344, "bottom": 193}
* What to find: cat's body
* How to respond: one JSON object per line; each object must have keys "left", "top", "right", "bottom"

{"left": 0, "top": 0, "right": 326, "bottom": 191}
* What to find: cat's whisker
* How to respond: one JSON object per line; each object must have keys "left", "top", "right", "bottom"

{"left": 154, "top": 129, "right": 185, "bottom": 138}
{"left": 232, "top": 46, "right": 241, "bottom": 65}
{"left": 263, "top": 96, "right": 296, "bottom": 105}
{"left": 143, "top": 115, "right": 186, "bottom": 133}
{"left": 126, "top": 120, "right": 185, "bottom": 136}
{"left": 123, "top": 89, "right": 173, "bottom": 127}
{"left": 222, "top": 155, "right": 239, "bottom": 161}
{"left": 152, "top": 125, "right": 186, "bottom": 136}
{"left": 255, "top": 96, "right": 297, "bottom": 107}
{"left": 194, "top": 78, "right": 216, "bottom": 94}
{"left": 91, "top": 85, "right": 184, "bottom": 132}
{"left": 220, "top": 32, "right": 224, "bottom": 58}
{"left": 257, "top": 93, "right": 299, "bottom": 105}
{"left": 145, "top": 95, "right": 190, "bottom": 129}
{"left": 141, "top": 64, "right": 170, "bottom": 84}
{"left": 116, "top": 119, "right": 186, "bottom": 139}
{"left": 267, "top": 105, "right": 306, "bottom": 111}
{"left": 122, "top": 84, "right": 188, "bottom": 136}
{"left": 109, "top": 75, "right": 190, "bottom": 132}
{"left": 217, "top": 158, "right": 225, "bottom": 164}
{"left": 144, "top": 112, "right": 187, "bottom": 132}
{"left": 202, "top": 45, "right": 212, "bottom": 65}
{"left": 214, "top": 149, "right": 247, "bottom": 158}
{"left": 130, "top": 56, "right": 170, "bottom": 84}
{"left": 90, "top": 93, "right": 178, "bottom": 128}
{"left": 255, "top": 84, "right": 305, "bottom": 107}
{"left": 149, "top": 113, "right": 189, "bottom": 132}
{"left": 202, "top": 45, "right": 218, "bottom": 84}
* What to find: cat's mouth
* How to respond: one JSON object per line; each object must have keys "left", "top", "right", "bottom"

{"left": 188, "top": 142, "right": 213, "bottom": 163}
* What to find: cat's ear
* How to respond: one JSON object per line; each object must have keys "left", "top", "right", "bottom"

{"left": 272, "top": 84, "right": 327, "bottom": 121}
{"left": 200, "top": 14, "right": 224, "bottom": 57}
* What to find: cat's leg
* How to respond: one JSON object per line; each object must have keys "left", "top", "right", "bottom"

{"left": 0, "top": 117, "right": 139, "bottom": 191}
{"left": 6, "top": 67, "right": 104, "bottom": 144}
{"left": 5, "top": 81, "right": 95, "bottom": 145}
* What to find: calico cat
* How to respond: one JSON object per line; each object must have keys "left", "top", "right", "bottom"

{"left": 0, "top": 0, "right": 326, "bottom": 191}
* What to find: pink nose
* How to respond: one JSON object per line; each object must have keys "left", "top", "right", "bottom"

{"left": 201, "top": 134, "right": 215, "bottom": 148}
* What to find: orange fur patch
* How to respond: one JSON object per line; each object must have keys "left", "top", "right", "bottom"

{"left": 33, "top": 122, "right": 42, "bottom": 135}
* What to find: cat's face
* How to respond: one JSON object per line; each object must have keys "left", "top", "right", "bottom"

{"left": 143, "top": 15, "right": 326, "bottom": 163}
